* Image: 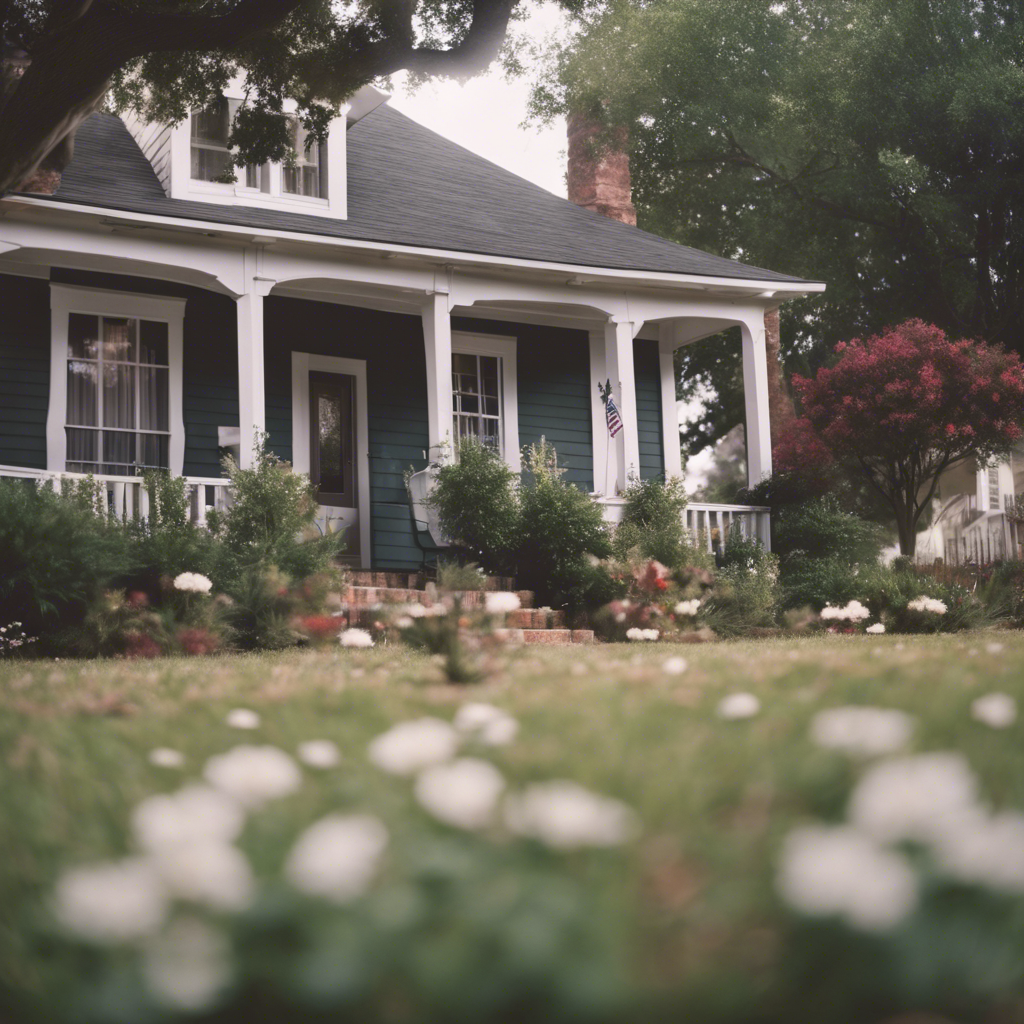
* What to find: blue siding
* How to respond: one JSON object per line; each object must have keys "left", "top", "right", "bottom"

{"left": 633, "top": 337, "right": 664, "bottom": 481}
{"left": 0, "top": 273, "right": 50, "bottom": 469}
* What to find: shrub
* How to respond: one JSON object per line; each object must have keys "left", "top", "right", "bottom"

{"left": 780, "top": 555, "right": 861, "bottom": 611}
{"left": 0, "top": 478, "right": 134, "bottom": 646}
{"left": 613, "top": 477, "right": 688, "bottom": 566}
{"left": 426, "top": 439, "right": 520, "bottom": 573}
{"left": 772, "top": 494, "right": 884, "bottom": 564}
{"left": 517, "top": 440, "right": 614, "bottom": 611}
{"left": 701, "top": 538, "right": 780, "bottom": 636}
{"left": 436, "top": 558, "right": 489, "bottom": 592}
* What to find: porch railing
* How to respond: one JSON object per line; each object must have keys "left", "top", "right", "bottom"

{"left": 0, "top": 465, "right": 231, "bottom": 527}
{"left": 597, "top": 497, "right": 771, "bottom": 552}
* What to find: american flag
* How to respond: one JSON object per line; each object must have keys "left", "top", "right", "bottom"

{"left": 605, "top": 394, "right": 623, "bottom": 437}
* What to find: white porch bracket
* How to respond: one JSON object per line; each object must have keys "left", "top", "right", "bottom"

{"left": 739, "top": 317, "right": 773, "bottom": 489}
{"left": 421, "top": 290, "right": 453, "bottom": 465}
{"left": 236, "top": 275, "right": 275, "bottom": 469}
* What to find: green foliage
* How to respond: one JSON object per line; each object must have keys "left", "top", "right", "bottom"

{"left": 701, "top": 538, "right": 780, "bottom": 637}
{"left": 772, "top": 494, "right": 884, "bottom": 565}
{"left": 394, "top": 598, "right": 483, "bottom": 684}
{"left": 436, "top": 559, "right": 489, "bottom": 592}
{"left": 427, "top": 439, "right": 521, "bottom": 574}
{"left": 518, "top": 440, "right": 614, "bottom": 612}
{"left": 535, "top": 0, "right": 1024, "bottom": 451}
{"left": 614, "top": 476, "right": 688, "bottom": 567}
{"left": 0, "top": 478, "right": 133, "bottom": 643}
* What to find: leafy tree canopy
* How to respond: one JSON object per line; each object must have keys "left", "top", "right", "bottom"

{"left": 778, "top": 320, "right": 1024, "bottom": 556}
{"left": 533, "top": 0, "right": 1024, "bottom": 450}
{"left": 0, "top": 0, "right": 584, "bottom": 194}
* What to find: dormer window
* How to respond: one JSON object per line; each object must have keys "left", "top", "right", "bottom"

{"left": 190, "top": 97, "right": 238, "bottom": 183}
{"left": 282, "top": 117, "right": 327, "bottom": 199}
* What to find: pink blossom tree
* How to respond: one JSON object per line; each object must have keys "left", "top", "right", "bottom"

{"left": 779, "top": 320, "right": 1024, "bottom": 556}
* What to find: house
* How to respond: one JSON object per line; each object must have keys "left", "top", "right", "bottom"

{"left": 912, "top": 452, "right": 1023, "bottom": 565}
{"left": 0, "top": 85, "right": 824, "bottom": 570}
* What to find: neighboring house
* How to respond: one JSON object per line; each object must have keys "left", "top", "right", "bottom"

{"left": 914, "top": 452, "right": 1023, "bottom": 565}
{"left": 0, "top": 86, "right": 823, "bottom": 570}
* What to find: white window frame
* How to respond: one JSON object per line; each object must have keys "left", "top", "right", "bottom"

{"left": 169, "top": 84, "right": 347, "bottom": 219}
{"left": 451, "top": 331, "right": 519, "bottom": 471}
{"left": 47, "top": 284, "right": 186, "bottom": 476}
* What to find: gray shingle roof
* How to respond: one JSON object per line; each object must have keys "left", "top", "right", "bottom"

{"left": 23, "top": 107, "right": 810, "bottom": 284}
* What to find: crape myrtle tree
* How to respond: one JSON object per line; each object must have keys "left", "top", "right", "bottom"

{"left": 531, "top": 0, "right": 1024, "bottom": 453}
{"left": 0, "top": 0, "right": 584, "bottom": 196}
{"left": 776, "top": 320, "right": 1024, "bottom": 557}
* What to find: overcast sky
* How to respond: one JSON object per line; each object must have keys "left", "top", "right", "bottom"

{"left": 388, "top": 3, "right": 570, "bottom": 198}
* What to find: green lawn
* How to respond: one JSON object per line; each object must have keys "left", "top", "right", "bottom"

{"left": 3, "top": 633, "right": 1024, "bottom": 1022}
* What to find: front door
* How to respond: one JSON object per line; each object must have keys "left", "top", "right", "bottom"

{"left": 309, "top": 370, "right": 359, "bottom": 562}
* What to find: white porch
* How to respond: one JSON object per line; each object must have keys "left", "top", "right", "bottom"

{"left": 0, "top": 205, "right": 824, "bottom": 562}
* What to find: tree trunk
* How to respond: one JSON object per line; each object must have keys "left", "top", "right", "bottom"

{"left": 894, "top": 505, "right": 917, "bottom": 558}
{"left": 764, "top": 307, "right": 796, "bottom": 438}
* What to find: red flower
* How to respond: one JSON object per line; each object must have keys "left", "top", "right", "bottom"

{"left": 127, "top": 591, "right": 149, "bottom": 608}
{"left": 298, "top": 615, "right": 343, "bottom": 642}
{"left": 124, "top": 632, "right": 162, "bottom": 659}
{"left": 176, "top": 628, "right": 220, "bottom": 656}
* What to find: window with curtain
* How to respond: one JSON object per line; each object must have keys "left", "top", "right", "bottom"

{"left": 989, "top": 468, "right": 1001, "bottom": 510}
{"left": 282, "top": 117, "right": 327, "bottom": 198}
{"left": 452, "top": 352, "right": 502, "bottom": 453}
{"left": 65, "top": 313, "right": 170, "bottom": 475}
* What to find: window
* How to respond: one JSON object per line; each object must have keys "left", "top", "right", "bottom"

{"left": 989, "top": 468, "right": 1001, "bottom": 510}
{"left": 190, "top": 97, "right": 239, "bottom": 182}
{"left": 48, "top": 286, "right": 186, "bottom": 478}
{"left": 451, "top": 333, "right": 519, "bottom": 470}
{"left": 282, "top": 117, "right": 327, "bottom": 198}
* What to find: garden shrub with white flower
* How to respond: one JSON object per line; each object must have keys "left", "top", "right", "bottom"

{"left": 5, "top": 634, "right": 1024, "bottom": 1021}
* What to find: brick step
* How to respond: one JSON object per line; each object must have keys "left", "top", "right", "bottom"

{"left": 506, "top": 609, "right": 565, "bottom": 629}
{"left": 342, "top": 586, "right": 535, "bottom": 610}
{"left": 347, "top": 570, "right": 518, "bottom": 591}
{"left": 521, "top": 629, "right": 595, "bottom": 646}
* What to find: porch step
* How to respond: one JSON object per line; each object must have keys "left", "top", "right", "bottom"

{"left": 521, "top": 629, "right": 595, "bottom": 645}
{"left": 346, "top": 570, "right": 518, "bottom": 591}
{"left": 506, "top": 609, "right": 566, "bottom": 629}
{"left": 342, "top": 586, "right": 534, "bottom": 610}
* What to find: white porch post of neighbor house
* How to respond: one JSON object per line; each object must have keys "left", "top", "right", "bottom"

{"left": 658, "top": 324, "right": 684, "bottom": 480}
{"left": 236, "top": 278, "right": 274, "bottom": 469}
{"left": 422, "top": 290, "right": 453, "bottom": 464}
{"left": 601, "top": 316, "right": 642, "bottom": 494}
{"left": 739, "top": 316, "right": 773, "bottom": 487}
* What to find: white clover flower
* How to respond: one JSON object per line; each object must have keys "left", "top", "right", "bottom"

{"left": 662, "top": 656, "right": 688, "bottom": 675}
{"left": 339, "top": 628, "right": 374, "bottom": 648}
{"left": 717, "top": 692, "right": 761, "bottom": 720}
{"left": 866, "top": 622, "right": 886, "bottom": 635}
{"left": 152, "top": 841, "right": 254, "bottom": 911}
{"left": 848, "top": 752, "right": 980, "bottom": 844}
{"left": 820, "top": 600, "right": 870, "bottom": 623}
{"left": 504, "top": 781, "right": 638, "bottom": 849}
{"left": 907, "top": 596, "right": 947, "bottom": 615}
{"left": 674, "top": 600, "right": 701, "bottom": 618}
{"left": 148, "top": 748, "right": 186, "bottom": 769}
{"left": 932, "top": 809, "right": 1024, "bottom": 892}
{"left": 297, "top": 739, "right": 341, "bottom": 768}
{"left": 625, "top": 627, "right": 659, "bottom": 641}
{"left": 53, "top": 858, "right": 168, "bottom": 943}
{"left": 172, "top": 572, "right": 213, "bottom": 595}
{"left": 132, "top": 785, "right": 246, "bottom": 853}
{"left": 143, "top": 916, "right": 232, "bottom": 1012}
{"left": 401, "top": 603, "right": 429, "bottom": 618}
{"left": 414, "top": 758, "right": 506, "bottom": 830}
{"left": 367, "top": 717, "right": 460, "bottom": 775}
{"left": 971, "top": 692, "right": 1017, "bottom": 729}
{"left": 810, "top": 706, "right": 915, "bottom": 757}
{"left": 776, "top": 825, "right": 917, "bottom": 931}
{"left": 986, "top": 641, "right": 1005, "bottom": 655}
{"left": 225, "top": 708, "right": 260, "bottom": 730}
{"left": 284, "top": 814, "right": 389, "bottom": 902}
{"left": 485, "top": 591, "right": 522, "bottom": 614}
{"left": 453, "top": 703, "right": 519, "bottom": 746}
{"left": 203, "top": 746, "right": 302, "bottom": 809}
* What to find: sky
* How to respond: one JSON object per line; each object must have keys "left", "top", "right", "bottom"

{"left": 388, "top": 3, "right": 570, "bottom": 198}
{"left": 388, "top": 3, "right": 715, "bottom": 491}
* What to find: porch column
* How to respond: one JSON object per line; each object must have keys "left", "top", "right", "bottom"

{"left": 236, "top": 279, "right": 273, "bottom": 469}
{"left": 603, "top": 316, "right": 642, "bottom": 493}
{"left": 658, "top": 324, "right": 683, "bottom": 480}
{"left": 740, "top": 317, "right": 773, "bottom": 487}
{"left": 421, "top": 291, "right": 453, "bottom": 464}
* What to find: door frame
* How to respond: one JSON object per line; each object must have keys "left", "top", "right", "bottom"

{"left": 291, "top": 352, "right": 371, "bottom": 568}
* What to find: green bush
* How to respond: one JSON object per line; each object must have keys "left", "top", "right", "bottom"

{"left": 701, "top": 537, "right": 780, "bottom": 636}
{"left": 613, "top": 477, "right": 688, "bottom": 566}
{"left": 772, "top": 494, "right": 884, "bottom": 564}
{"left": 426, "top": 439, "right": 521, "bottom": 574}
{"left": 0, "top": 478, "right": 134, "bottom": 644}
{"left": 780, "top": 555, "right": 861, "bottom": 611}
{"left": 517, "top": 440, "right": 614, "bottom": 611}
{"left": 435, "top": 558, "right": 489, "bottom": 592}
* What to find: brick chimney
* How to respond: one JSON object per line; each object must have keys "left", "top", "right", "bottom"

{"left": 566, "top": 110, "right": 636, "bottom": 226}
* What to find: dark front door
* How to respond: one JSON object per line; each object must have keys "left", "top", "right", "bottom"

{"left": 309, "top": 371, "right": 356, "bottom": 509}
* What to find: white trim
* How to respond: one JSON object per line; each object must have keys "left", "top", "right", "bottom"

{"left": 451, "top": 330, "right": 520, "bottom": 472}
{"left": 6, "top": 196, "right": 826, "bottom": 297}
{"left": 47, "top": 283, "right": 186, "bottom": 475}
{"left": 659, "top": 326, "right": 683, "bottom": 479}
{"left": 588, "top": 329, "right": 609, "bottom": 495}
{"left": 291, "top": 352, "right": 371, "bottom": 569}
{"left": 740, "top": 318, "right": 773, "bottom": 487}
